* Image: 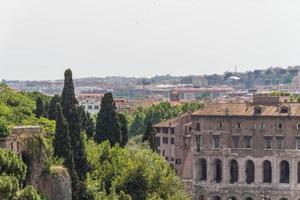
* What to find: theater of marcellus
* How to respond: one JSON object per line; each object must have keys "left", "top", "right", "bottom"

{"left": 154, "top": 94, "right": 300, "bottom": 200}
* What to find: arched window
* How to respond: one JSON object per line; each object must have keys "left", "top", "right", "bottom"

{"left": 230, "top": 159, "right": 238, "bottom": 184}
{"left": 213, "top": 159, "right": 222, "bottom": 183}
{"left": 298, "top": 161, "right": 300, "bottom": 183}
{"left": 280, "top": 160, "right": 290, "bottom": 183}
{"left": 262, "top": 160, "right": 272, "bottom": 183}
{"left": 212, "top": 196, "right": 221, "bottom": 200}
{"left": 245, "top": 160, "right": 255, "bottom": 184}
{"left": 199, "top": 159, "right": 207, "bottom": 181}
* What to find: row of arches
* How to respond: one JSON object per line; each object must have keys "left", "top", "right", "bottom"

{"left": 198, "top": 158, "right": 295, "bottom": 184}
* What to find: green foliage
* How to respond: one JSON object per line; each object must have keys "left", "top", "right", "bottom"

{"left": 79, "top": 106, "right": 95, "bottom": 139}
{"left": 142, "top": 121, "right": 157, "bottom": 152}
{"left": 47, "top": 95, "right": 61, "bottom": 120}
{"left": 53, "top": 104, "right": 74, "bottom": 171}
{"left": 86, "top": 140, "right": 189, "bottom": 200}
{"left": 0, "top": 148, "right": 26, "bottom": 182}
{"left": 129, "top": 101, "right": 203, "bottom": 137}
{"left": 35, "top": 97, "right": 46, "bottom": 118}
{"left": 16, "top": 185, "right": 42, "bottom": 200}
{"left": 95, "top": 93, "right": 121, "bottom": 146}
{"left": 117, "top": 113, "right": 128, "bottom": 147}
{"left": 0, "top": 84, "right": 55, "bottom": 137}
{"left": 60, "top": 69, "right": 89, "bottom": 199}
{"left": 0, "top": 175, "right": 19, "bottom": 200}
{"left": 0, "top": 149, "right": 42, "bottom": 200}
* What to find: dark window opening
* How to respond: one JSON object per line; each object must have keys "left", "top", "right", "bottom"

{"left": 245, "top": 160, "right": 255, "bottom": 184}
{"left": 280, "top": 160, "right": 290, "bottom": 183}
{"left": 263, "top": 160, "right": 272, "bottom": 183}
{"left": 199, "top": 159, "right": 207, "bottom": 181}
{"left": 171, "top": 137, "right": 175, "bottom": 144}
{"left": 213, "top": 159, "right": 222, "bottom": 183}
{"left": 196, "top": 123, "right": 201, "bottom": 131}
{"left": 230, "top": 159, "right": 238, "bottom": 184}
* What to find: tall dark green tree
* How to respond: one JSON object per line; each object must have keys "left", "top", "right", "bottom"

{"left": 47, "top": 94, "right": 61, "bottom": 120}
{"left": 85, "top": 112, "right": 95, "bottom": 139}
{"left": 142, "top": 120, "right": 157, "bottom": 151}
{"left": 117, "top": 113, "right": 128, "bottom": 147}
{"left": 53, "top": 103, "right": 74, "bottom": 172}
{"left": 53, "top": 104, "right": 83, "bottom": 200}
{"left": 60, "top": 69, "right": 88, "bottom": 180}
{"left": 78, "top": 106, "right": 95, "bottom": 139}
{"left": 35, "top": 97, "right": 46, "bottom": 118}
{"left": 95, "top": 93, "right": 121, "bottom": 145}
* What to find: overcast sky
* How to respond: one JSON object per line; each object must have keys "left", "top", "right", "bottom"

{"left": 1, "top": 0, "right": 300, "bottom": 80}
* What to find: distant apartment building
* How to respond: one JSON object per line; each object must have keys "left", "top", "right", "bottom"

{"left": 154, "top": 94, "right": 300, "bottom": 200}
{"left": 77, "top": 93, "right": 131, "bottom": 114}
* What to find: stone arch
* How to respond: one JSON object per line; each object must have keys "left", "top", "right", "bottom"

{"left": 262, "top": 160, "right": 272, "bottom": 183}
{"left": 230, "top": 159, "right": 238, "bottom": 184}
{"left": 280, "top": 160, "right": 290, "bottom": 183}
{"left": 213, "top": 159, "right": 222, "bottom": 183}
{"left": 198, "top": 158, "right": 207, "bottom": 181}
{"left": 245, "top": 160, "right": 255, "bottom": 184}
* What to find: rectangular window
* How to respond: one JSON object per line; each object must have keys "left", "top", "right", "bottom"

{"left": 298, "top": 123, "right": 300, "bottom": 130}
{"left": 213, "top": 135, "right": 220, "bottom": 149}
{"left": 196, "top": 135, "right": 202, "bottom": 152}
{"left": 170, "top": 128, "right": 175, "bottom": 134}
{"left": 88, "top": 105, "right": 93, "bottom": 110}
{"left": 278, "top": 123, "right": 283, "bottom": 129}
{"left": 156, "top": 137, "right": 160, "bottom": 146}
{"left": 265, "top": 137, "right": 272, "bottom": 149}
{"left": 166, "top": 156, "right": 169, "bottom": 161}
{"left": 163, "top": 137, "right": 168, "bottom": 144}
{"left": 232, "top": 136, "right": 239, "bottom": 149}
{"left": 276, "top": 137, "right": 284, "bottom": 149}
{"left": 156, "top": 128, "right": 161, "bottom": 133}
{"left": 162, "top": 150, "right": 165, "bottom": 156}
{"left": 219, "top": 122, "right": 223, "bottom": 128}
{"left": 94, "top": 106, "right": 100, "bottom": 110}
{"left": 196, "top": 123, "right": 201, "bottom": 131}
{"left": 171, "top": 157, "right": 174, "bottom": 161}
{"left": 171, "top": 137, "right": 175, "bottom": 144}
{"left": 244, "top": 136, "right": 252, "bottom": 149}
{"left": 163, "top": 128, "right": 168, "bottom": 134}
{"left": 261, "top": 123, "right": 265, "bottom": 130}
{"left": 296, "top": 138, "right": 300, "bottom": 150}
{"left": 175, "top": 159, "right": 181, "bottom": 164}
{"left": 237, "top": 123, "right": 241, "bottom": 129}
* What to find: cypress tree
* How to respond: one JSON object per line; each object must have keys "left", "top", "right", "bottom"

{"left": 53, "top": 104, "right": 74, "bottom": 171}
{"left": 95, "top": 93, "right": 121, "bottom": 145}
{"left": 85, "top": 112, "right": 95, "bottom": 139}
{"left": 142, "top": 120, "right": 157, "bottom": 151}
{"left": 117, "top": 112, "right": 128, "bottom": 147}
{"left": 47, "top": 94, "right": 61, "bottom": 120}
{"left": 35, "top": 97, "right": 45, "bottom": 118}
{"left": 53, "top": 104, "right": 83, "bottom": 200}
{"left": 60, "top": 69, "right": 89, "bottom": 180}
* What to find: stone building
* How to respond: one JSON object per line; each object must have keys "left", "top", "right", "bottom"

{"left": 154, "top": 94, "right": 300, "bottom": 200}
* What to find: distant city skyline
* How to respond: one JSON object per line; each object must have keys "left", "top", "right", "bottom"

{"left": 1, "top": 0, "right": 300, "bottom": 80}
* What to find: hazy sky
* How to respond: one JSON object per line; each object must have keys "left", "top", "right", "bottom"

{"left": 1, "top": 0, "right": 300, "bottom": 80}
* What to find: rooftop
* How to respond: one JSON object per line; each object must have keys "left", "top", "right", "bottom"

{"left": 192, "top": 102, "right": 300, "bottom": 117}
